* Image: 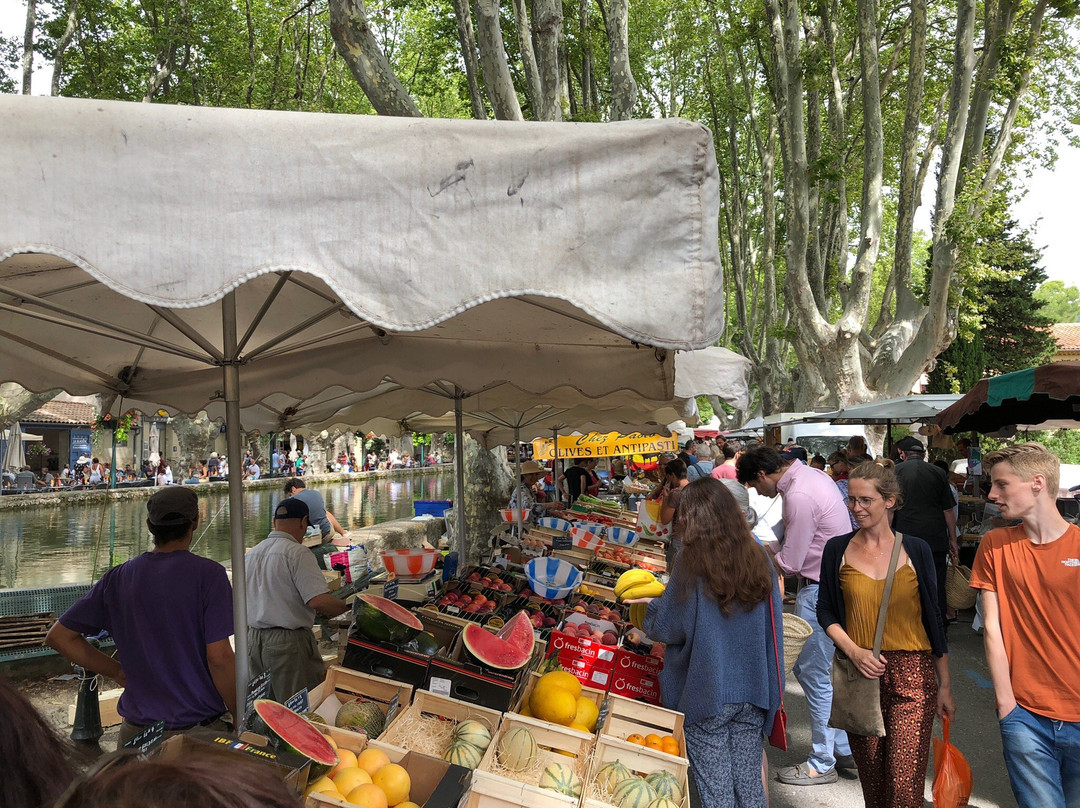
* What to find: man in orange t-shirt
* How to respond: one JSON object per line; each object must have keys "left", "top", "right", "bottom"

{"left": 970, "top": 442, "right": 1080, "bottom": 808}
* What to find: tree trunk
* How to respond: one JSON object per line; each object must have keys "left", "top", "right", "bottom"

{"left": 474, "top": 0, "right": 524, "bottom": 120}
{"left": 460, "top": 436, "right": 513, "bottom": 566}
{"left": 51, "top": 0, "right": 79, "bottom": 96}
{"left": 533, "top": 0, "right": 563, "bottom": 120}
{"left": 171, "top": 413, "right": 220, "bottom": 478}
{"left": 451, "top": 0, "right": 488, "bottom": 119}
{"left": 579, "top": 0, "right": 593, "bottom": 114}
{"left": 22, "top": 0, "right": 36, "bottom": 95}
{"left": 603, "top": 0, "right": 636, "bottom": 120}
{"left": 328, "top": 0, "right": 423, "bottom": 117}
{"left": 510, "top": 0, "right": 545, "bottom": 118}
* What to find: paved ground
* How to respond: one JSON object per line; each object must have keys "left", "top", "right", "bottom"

{"left": 768, "top": 610, "right": 1014, "bottom": 808}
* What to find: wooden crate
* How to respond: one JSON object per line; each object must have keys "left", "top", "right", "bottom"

{"left": 581, "top": 735, "right": 690, "bottom": 808}
{"left": 599, "top": 693, "right": 686, "bottom": 760}
{"left": 307, "top": 665, "right": 415, "bottom": 746}
{"left": 551, "top": 547, "right": 595, "bottom": 568}
{"left": 510, "top": 672, "right": 607, "bottom": 734}
{"left": 369, "top": 689, "right": 503, "bottom": 763}
{"left": 470, "top": 713, "right": 596, "bottom": 808}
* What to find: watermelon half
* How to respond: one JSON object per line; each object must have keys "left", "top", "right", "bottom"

{"left": 462, "top": 617, "right": 533, "bottom": 671}
{"left": 253, "top": 699, "right": 339, "bottom": 778}
{"left": 354, "top": 593, "right": 424, "bottom": 644}
{"left": 496, "top": 610, "right": 535, "bottom": 659}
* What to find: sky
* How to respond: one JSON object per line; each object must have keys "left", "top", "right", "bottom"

{"left": 1, "top": 3, "right": 1077, "bottom": 287}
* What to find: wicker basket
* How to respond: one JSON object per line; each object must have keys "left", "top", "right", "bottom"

{"left": 946, "top": 562, "right": 977, "bottom": 610}
{"left": 782, "top": 613, "right": 813, "bottom": 674}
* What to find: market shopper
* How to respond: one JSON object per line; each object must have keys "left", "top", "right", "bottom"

{"left": 634, "top": 477, "right": 783, "bottom": 808}
{"left": 892, "top": 436, "right": 958, "bottom": 633}
{"left": 817, "top": 462, "right": 954, "bottom": 808}
{"left": 284, "top": 477, "right": 346, "bottom": 541}
{"left": 658, "top": 458, "right": 691, "bottom": 568}
{"left": 245, "top": 497, "right": 350, "bottom": 701}
{"left": 558, "top": 458, "right": 590, "bottom": 505}
{"left": 970, "top": 442, "right": 1080, "bottom": 808}
{"left": 508, "top": 460, "right": 556, "bottom": 523}
{"left": 0, "top": 675, "right": 79, "bottom": 808}
{"left": 46, "top": 487, "right": 236, "bottom": 743}
{"left": 737, "top": 446, "right": 855, "bottom": 785}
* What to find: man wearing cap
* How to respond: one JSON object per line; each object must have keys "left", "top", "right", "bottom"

{"left": 245, "top": 497, "right": 350, "bottom": 701}
{"left": 893, "top": 436, "right": 958, "bottom": 633}
{"left": 46, "top": 487, "right": 236, "bottom": 743}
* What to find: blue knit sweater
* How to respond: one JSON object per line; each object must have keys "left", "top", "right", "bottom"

{"left": 643, "top": 567, "right": 784, "bottom": 729}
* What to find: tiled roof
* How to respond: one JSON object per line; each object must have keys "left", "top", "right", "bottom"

{"left": 1052, "top": 322, "right": 1080, "bottom": 354}
{"left": 25, "top": 400, "right": 95, "bottom": 426}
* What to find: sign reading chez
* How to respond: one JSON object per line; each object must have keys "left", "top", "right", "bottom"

{"left": 532, "top": 432, "right": 679, "bottom": 460}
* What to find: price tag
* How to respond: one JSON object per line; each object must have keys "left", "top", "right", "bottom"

{"left": 429, "top": 676, "right": 452, "bottom": 697}
{"left": 383, "top": 577, "right": 400, "bottom": 602}
{"left": 552, "top": 534, "right": 572, "bottom": 550}
{"left": 596, "top": 698, "right": 610, "bottom": 729}
{"left": 493, "top": 556, "right": 510, "bottom": 569}
{"left": 445, "top": 605, "right": 460, "bottom": 614}
{"left": 384, "top": 694, "right": 401, "bottom": 727}
{"left": 533, "top": 629, "right": 543, "bottom": 641}
{"left": 123, "top": 719, "right": 165, "bottom": 753}
{"left": 285, "top": 688, "right": 310, "bottom": 714}
{"left": 244, "top": 669, "right": 272, "bottom": 729}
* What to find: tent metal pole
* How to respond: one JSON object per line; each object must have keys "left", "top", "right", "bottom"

{"left": 222, "top": 291, "right": 249, "bottom": 724}
{"left": 553, "top": 427, "right": 559, "bottom": 504}
{"left": 514, "top": 425, "right": 522, "bottom": 537}
{"left": 454, "top": 391, "right": 467, "bottom": 566}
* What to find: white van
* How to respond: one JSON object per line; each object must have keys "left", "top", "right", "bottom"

{"left": 780, "top": 422, "right": 870, "bottom": 460}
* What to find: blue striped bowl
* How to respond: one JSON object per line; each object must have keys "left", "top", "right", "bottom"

{"left": 525, "top": 557, "right": 583, "bottom": 600}
{"left": 536, "top": 517, "right": 573, "bottom": 533}
{"left": 604, "top": 527, "right": 639, "bottom": 546}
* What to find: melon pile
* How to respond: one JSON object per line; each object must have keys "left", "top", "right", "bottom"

{"left": 305, "top": 746, "right": 418, "bottom": 808}
{"left": 594, "top": 760, "right": 684, "bottom": 808}
{"left": 334, "top": 699, "right": 387, "bottom": 739}
{"left": 442, "top": 719, "right": 493, "bottom": 768}
{"left": 519, "top": 671, "right": 600, "bottom": 734}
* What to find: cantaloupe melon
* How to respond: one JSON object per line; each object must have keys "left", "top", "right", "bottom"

{"left": 444, "top": 739, "right": 484, "bottom": 768}
{"left": 496, "top": 727, "right": 537, "bottom": 772}
{"left": 595, "top": 759, "right": 634, "bottom": 792}
{"left": 452, "top": 719, "right": 492, "bottom": 751}
{"left": 539, "top": 762, "right": 582, "bottom": 797}
{"left": 645, "top": 770, "right": 684, "bottom": 802}
{"left": 613, "top": 777, "right": 657, "bottom": 808}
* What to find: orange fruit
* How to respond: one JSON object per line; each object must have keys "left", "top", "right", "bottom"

{"left": 328, "top": 748, "right": 357, "bottom": 778}
{"left": 332, "top": 767, "right": 373, "bottom": 795}
{"left": 644, "top": 733, "right": 663, "bottom": 749}
{"left": 371, "top": 763, "right": 411, "bottom": 806}
{"left": 344, "top": 783, "right": 389, "bottom": 808}
{"left": 356, "top": 748, "right": 392, "bottom": 777}
{"left": 660, "top": 736, "right": 681, "bottom": 755}
{"left": 626, "top": 733, "right": 646, "bottom": 746}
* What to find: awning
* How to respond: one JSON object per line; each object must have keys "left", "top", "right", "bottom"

{"left": 936, "top": 361, "right": 1080, "bottom": 434}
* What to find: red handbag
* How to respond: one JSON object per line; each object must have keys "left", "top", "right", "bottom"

{"left": 767, "top": 594, "right": 788, "bottom": 750}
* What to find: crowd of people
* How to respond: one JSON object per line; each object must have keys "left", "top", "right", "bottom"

{"left": 3, "top": 433, "right": 1074, "bottom": 808}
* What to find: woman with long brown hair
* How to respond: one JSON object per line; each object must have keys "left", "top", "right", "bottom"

{"left": 817, "top": 461, "right": 954, "bottom": 808}
{"left": 0, "top": 675, "right": 80, "bottom": 808}
{"left": 631, "top": 477, "right": 783, "bottom": 808}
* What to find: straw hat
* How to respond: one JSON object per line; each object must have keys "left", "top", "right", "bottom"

{"left": 520, "top": 460, "right": 545, "bottom": 475}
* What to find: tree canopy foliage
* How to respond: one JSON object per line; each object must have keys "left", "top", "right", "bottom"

{"left": 12, "top": 0, "right": 1080, "bottom": 414}
{"left": 1036, "top": 279, "right": 1080, "bottom": 322}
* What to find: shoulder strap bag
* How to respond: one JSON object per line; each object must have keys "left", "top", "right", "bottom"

{"left": 766, "top": 590, "right": 788, "bottom": 750}
{"left": 828, "top": 532, "right": 905, "bottom": 738}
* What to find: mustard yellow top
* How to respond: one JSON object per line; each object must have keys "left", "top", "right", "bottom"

{"left": 840, "top": 562, "right": 932, "bottom": 652}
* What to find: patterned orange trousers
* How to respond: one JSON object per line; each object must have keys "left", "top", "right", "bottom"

{"left": 848, "top": 650, "right": 937, "bottom": 808}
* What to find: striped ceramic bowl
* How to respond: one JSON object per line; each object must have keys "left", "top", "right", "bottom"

{"left": 569, "top": 525, "right": 603, "bottom": 550}
{"left": 604, "top": 527, "right": 639, "bottom": 546}
{"left": 525, "top": 557, "right": 583, "bottom": 600}
{"left": 379, "top": 548, "right": 439, "bottom": 578}
{"left": 536, "top": 517, "right": 573, "bottom": 533}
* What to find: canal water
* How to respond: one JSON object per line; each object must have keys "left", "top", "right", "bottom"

{"left": 0, "top": 473, "right": 454, "bottom": 590}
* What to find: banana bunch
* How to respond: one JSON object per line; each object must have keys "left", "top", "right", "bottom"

{"left": 615, "top": 568, "right": 666, "bottom": 601}
{"left": 628, "top": 602, "right": 648, "bottom": 630}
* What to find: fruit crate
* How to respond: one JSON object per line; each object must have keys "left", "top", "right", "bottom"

{"left": 566, "top": 595, "right": 626, "bottom": 625}
{"left": 574, "top": 581, "right": 620, "bottom": 605}
{"left": 581, "top": 735, "right": 691, "bottom": 808}
{"left": 599, "top": 693, "right": 686, "bottom": 761}
{"left": 459, "top": 567, "right": 529, "bottom": 598}
{"left": 427, "top": 582, "right": 511, "bottom": 625}
{"left": 627, "top": 547, "right": 666, "bottom": 574}
{"left": 587, "top": 560, "right": 631, "bottom": 584}
{"left": 469, "top": 713, "right": 596, "bottom": 808}
{"left": 509, "top": 671, "right": 607, "bottom": 735}
{"left": 369, "top": 689, "right": 503, "bottom": 764}
{"left": 307, "top": 749, "right": 473, "bottom": 808}
{"left": 551, "top": 547, "right": 595, "bottom": 569}
{"left": 307, "top": 665, "right": 416, "bottom": 748}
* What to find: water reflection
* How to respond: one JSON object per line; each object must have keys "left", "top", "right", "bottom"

{"left": 0, "top": 473, "right": 453, "bottom": 589}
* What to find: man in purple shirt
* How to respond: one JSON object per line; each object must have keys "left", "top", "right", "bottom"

{"left": 47, "top": 487, "right": 236, "bottom": 743}
{"left": 738, "top": 447, "right": 855, "bottom": 785}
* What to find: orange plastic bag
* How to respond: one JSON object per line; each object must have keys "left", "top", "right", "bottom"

{"left": 932, "top": 715, "right": 973, "bottom": 808}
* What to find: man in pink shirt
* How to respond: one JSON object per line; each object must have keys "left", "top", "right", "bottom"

{"left": 711, "top": 441, "right": 740, "bottom": 480}
{"left": 738, "top": 446, "right": 855, "bottom": 785}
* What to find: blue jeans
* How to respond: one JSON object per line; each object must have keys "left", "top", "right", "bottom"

{"left": 1000, "top": 704, "right": 1080, "bottom": 808}
{"left": 794, "top": 583, "right": 851, "bottom": 773}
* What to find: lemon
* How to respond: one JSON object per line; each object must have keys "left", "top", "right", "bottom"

{"left": 574, "top": 697, "right": 599, "bottom": 731}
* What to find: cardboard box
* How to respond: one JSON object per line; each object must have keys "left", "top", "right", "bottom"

{"left": 322, "top": 570, "right": 343, "bottom": 592}
{"left": 581, "top": 735, "right": 690, "bottom": 808}
{"left": 599, "top": 693, "right": 686, "bottom": 758}
{"left": 155, "top": 730, "right": 312, "bottom": 794}
{"left": 370, "top": 690, "right": 503, "bottom": 764}
{"left": 68, "top": 687, "right": 124, "bottom": 728}
{"left": 307, "top": 750, "right": 471, "bottom": 808}
{"left": 606, "top": 667, "right": 661, "bottom": 705}
{"left": 544, "top": 614, "right": 619, "bottom": 690}
{"left": 470, "top": 713, "right": 595, "bottom": 808}
{"left": 425, "top": 631, "right": 532, "bottom": 712}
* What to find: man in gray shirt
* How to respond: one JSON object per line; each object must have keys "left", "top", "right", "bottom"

{"left": 246, "top": 497, "right": 349, "bottom": 701}
{"left": 284, "top": 477, "right": 346, "bottom": 542}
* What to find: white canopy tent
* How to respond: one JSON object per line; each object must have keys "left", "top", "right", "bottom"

{"left": 1, "top": 95, "right": 724, "bottom": 714}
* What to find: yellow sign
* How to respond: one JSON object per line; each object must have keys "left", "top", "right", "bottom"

{"left": 532, "top": 432, "right": 678, "bottom": 460}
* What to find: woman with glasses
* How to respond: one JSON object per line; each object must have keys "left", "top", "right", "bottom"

{"left": 817, "top": 462, "right": 954, "bottom": 808}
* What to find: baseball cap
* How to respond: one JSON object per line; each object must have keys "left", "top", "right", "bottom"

{"left": 274, "top": 497, "right": 309, "bottom": 521}
{"left": 146, "top": 487, "right": 199, "bottom": 526}
{"left": 896, "top": 436, "right": 926, "bottom": 454}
